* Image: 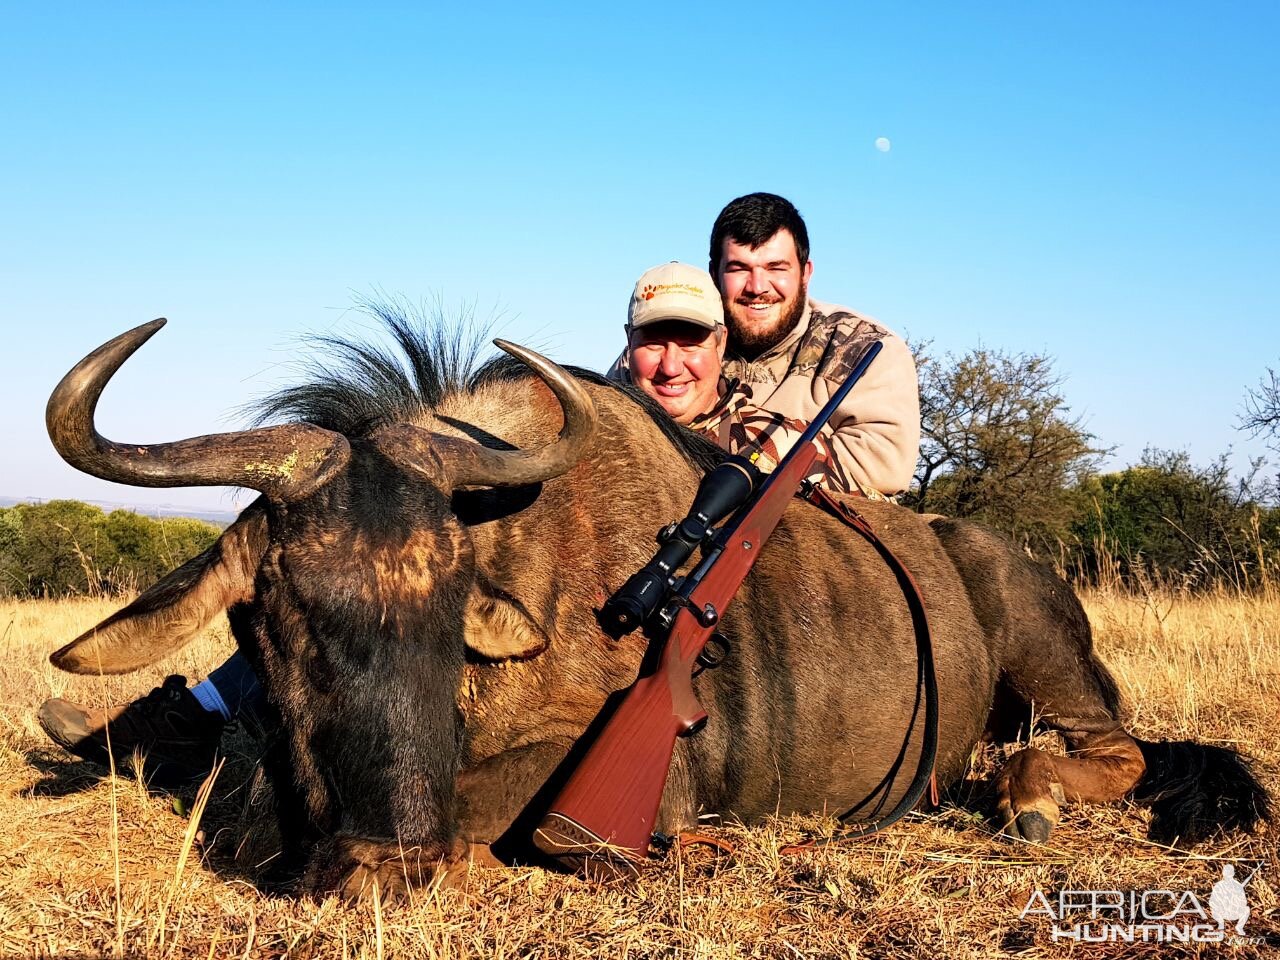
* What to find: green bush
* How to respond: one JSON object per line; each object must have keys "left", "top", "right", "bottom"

{"left": 907, "top": 346, "right": 1103, "bottom": 551}
{"left": 1068, "top": 449, "right": 1279, "bottom": 589}
{"left": 0, "top": 500, "right": 220, "bottom": 598}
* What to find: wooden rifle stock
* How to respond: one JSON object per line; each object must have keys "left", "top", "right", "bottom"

{"left": 533, "top": 444, "right": 820, "bottom": 874}
{"left": 534, "top": 341, "right": 883, "bottom": 876}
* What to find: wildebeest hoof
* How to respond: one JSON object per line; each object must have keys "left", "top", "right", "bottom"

{"left": 338, "top": 859, "right": 412, "bottom": 904}
{"left": 308, "top": 836, "right": 465, "bottom": 903}
{"left": 1013, "top": 811, "right": 1053, "bottom": 843}
{"left": 995, "top": 749, "right": 1064, "bottom": 844}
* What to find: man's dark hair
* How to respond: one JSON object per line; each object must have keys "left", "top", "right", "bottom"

{"left": 708, "top": 192, "right": 810, "bottom": 273}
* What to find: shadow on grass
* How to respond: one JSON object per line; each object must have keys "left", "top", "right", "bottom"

{"left": 23, "top": 726, "right": 259, "bottom": 799}
{"left": 21, "top": 729, "right": 307, "bottom": 897}
{"left": 23, "top": 750, "right": 112, "bottom": 797}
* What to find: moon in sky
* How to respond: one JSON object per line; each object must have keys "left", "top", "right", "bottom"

{"left": 875, "top": 137, "right": 892, "bottom": 153}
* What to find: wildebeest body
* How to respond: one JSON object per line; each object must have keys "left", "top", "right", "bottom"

{"left": 432, "top": 379, "right": 992, "bottom": 843}
{"left": 45, "top": 317, "right": 1270, "bottom": 897}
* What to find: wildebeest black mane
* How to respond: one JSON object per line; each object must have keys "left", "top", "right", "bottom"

{"left": 251, "top": 297, "right": 724, "bottom": 474}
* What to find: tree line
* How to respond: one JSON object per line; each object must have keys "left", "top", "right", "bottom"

{"left": 906, "top": 348, "right": 1280, "bottom": 590}
{"left": 0, "top": 500, "right": 220, "bottom": 598}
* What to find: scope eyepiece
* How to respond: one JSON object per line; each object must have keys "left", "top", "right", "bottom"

{"left": 685, "top": 455, "right": 762, "bottom": 530}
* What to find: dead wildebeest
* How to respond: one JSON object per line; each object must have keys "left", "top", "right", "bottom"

{"left": 46, "top": 315, "right": 1270, "bottom": 899}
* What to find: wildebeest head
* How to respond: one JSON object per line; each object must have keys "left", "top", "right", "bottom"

{"left": 45, "top": 317, "right": 598, "bottom": 897}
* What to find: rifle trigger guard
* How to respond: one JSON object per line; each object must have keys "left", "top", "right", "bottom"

{"left": 695, "top": 632, "right": 730, "bottom": 671}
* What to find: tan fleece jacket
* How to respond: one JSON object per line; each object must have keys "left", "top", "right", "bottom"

{"left": 718, "top": 299, "right": 920, "bottom": 496}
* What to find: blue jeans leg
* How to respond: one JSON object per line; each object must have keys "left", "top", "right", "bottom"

{"left": 206, "top": 652, "right": 269, "bottom": 733}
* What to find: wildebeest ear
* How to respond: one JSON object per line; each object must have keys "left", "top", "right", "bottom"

{"left": 50, "top": 499, "right": 269, "bottom": 675}
{"left": 463, "top": 579, "right": 550, "bottom": 661}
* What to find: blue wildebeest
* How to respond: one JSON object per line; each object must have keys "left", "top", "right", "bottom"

{"left": 45, "top": 316, "right": 1270, "bottom": 898}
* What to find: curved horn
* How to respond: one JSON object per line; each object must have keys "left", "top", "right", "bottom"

{"left": 444, "top": 339, "right": 597, "bottom": 488}
{"left": 379, "top": 340, "right": 597, "bottom": 490}
{"left": 47, "top": 319, "right": 351, "bottom": 501}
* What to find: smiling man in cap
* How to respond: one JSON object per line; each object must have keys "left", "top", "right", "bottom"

{"left": 707, "top": 192, "right": 919, "bottom": 498}
{"left": 620, "top": 261, "right": 855, "bottom": 490}
{"left": 623, "top": 262, "right": 728, "bottom": 424}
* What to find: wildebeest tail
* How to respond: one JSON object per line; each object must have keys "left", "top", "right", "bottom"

{"left": 1133, "top": 738, "right": 1272, "bottom": 845}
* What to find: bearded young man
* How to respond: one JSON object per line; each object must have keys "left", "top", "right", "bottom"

{"left": 703, "top": 192, "right": 920, "bottom": 498}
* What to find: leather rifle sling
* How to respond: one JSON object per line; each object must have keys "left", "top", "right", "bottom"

{"left": 780, "top": 485, "right": 940, "bottom": 854}
{"left": 673, "top": 488, "right": 940, "bottom": 861}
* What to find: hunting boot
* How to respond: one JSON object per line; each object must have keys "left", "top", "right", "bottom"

{"left": 38, "top": 675, "right": 225, "bottom": 785}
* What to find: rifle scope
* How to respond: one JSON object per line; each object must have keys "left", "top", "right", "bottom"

{"left": 599, "top": 454, "right": 761, "bottom": 639}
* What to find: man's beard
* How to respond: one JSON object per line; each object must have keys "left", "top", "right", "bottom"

{"left": 724, "top": 284, "right": 808, "bottom": 360}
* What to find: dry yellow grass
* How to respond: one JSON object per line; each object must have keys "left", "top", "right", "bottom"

{"left": 1, "top": 589, "right": 1276, "bottom": 958}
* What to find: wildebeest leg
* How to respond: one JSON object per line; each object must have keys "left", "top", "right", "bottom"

{"left": 457, "top": 740, "right": 575, "bottom": 843}
{"left": 656, "top": 743, "right": 698, "bottom": 838}
{"left": 984, "top": 562, "right": 1146, "bottom": 840}
{"left": 997, "top": 723, "right": 1146, "bottom": 841}
{"left": 988, "top": 598, "right": 1147, "bottom": 841}
{"left": 930, "top": 517, "right": 1146, "bottom": 842}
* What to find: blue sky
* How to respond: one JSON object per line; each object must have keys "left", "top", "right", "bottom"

{"left": 2, "top": 3, "right": 1277, "bottom": 513}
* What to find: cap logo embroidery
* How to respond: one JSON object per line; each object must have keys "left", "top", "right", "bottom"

{"left": 641, "top": 282, "right": 708, "bottom": 300}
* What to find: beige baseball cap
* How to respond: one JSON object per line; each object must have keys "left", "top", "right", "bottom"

{"left": 627, "top": 261, "right": 723, "bottom": 331}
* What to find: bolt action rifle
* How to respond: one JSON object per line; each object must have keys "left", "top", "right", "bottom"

{"left": 533, "top": 341, "right": 885, "bottom": 876}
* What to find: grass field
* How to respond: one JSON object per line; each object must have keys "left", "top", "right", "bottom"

{"left": 1, "top": 587, "right": 1276, "bottom": 959}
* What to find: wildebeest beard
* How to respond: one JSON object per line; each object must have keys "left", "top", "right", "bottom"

{"left": 723, "top": 279, "right": 809, "bottom": 359}
{"left": 240, "top": 444, "right": 475, "bottom": 885}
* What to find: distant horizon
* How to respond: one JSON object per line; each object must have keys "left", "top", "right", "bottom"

{"left": 0, "top": 494, "right": 242, "bottom": 524}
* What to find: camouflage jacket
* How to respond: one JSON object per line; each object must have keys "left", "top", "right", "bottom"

{"left": 713, "top": 299, "right": 919, "bottom": 496}
{"left": 687, "top": 378, "right": 881, "bottom": 500}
